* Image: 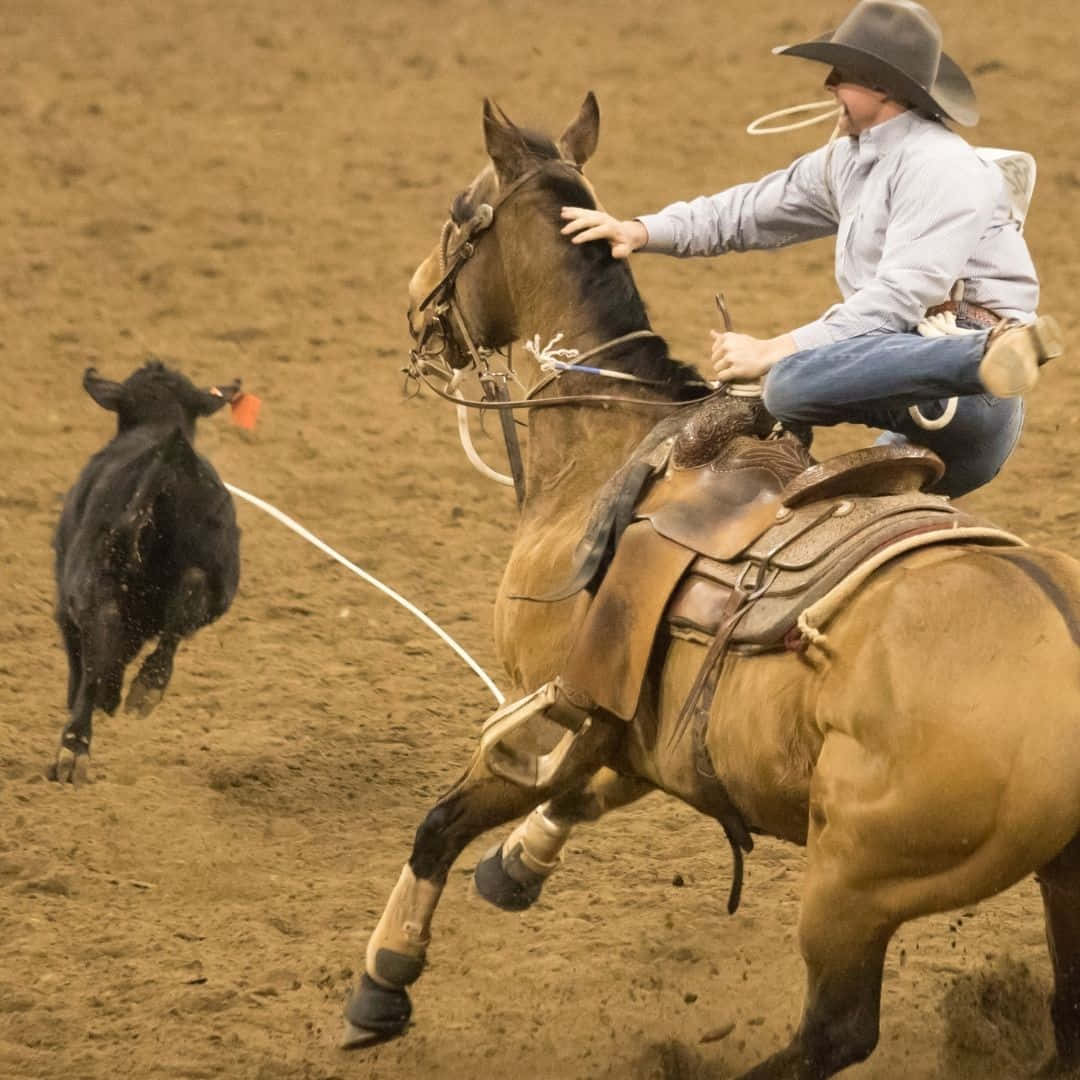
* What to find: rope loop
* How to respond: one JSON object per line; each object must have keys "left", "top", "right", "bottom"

{"left": 747, "top": 100, "right": 841, "bottom": 136}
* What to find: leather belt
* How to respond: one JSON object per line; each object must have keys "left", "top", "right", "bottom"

{"left": 924, "top": 299, "right": 1003, "bottom": 330}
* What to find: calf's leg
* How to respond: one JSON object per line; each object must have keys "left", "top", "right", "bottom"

{"left": 60, "top": 615, "right": 82, "bottom": 712}
{"left": 50, "top": 601, "right": 130, "bottom": 783}
{"left": 126, "top": 567, "right": 210, "bottom": 716}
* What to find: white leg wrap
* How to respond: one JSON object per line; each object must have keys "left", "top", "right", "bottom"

{"left": 503, "top": 806, "right": 572, "bottom": 878}
{"left": 365, "top": 864, "right": 443, "bottom": 990}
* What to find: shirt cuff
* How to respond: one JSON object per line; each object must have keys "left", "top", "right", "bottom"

{"left": 634, "top": 214, "right": 676, "bottom": 253}
{"left": 789, "top": 320, "right": 838, "bottom": 352}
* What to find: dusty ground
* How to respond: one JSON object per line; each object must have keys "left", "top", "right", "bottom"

{"left": 2, "top": 1, "right": 1079, "bottom": 1078}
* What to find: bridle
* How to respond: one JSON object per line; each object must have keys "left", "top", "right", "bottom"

{"left": 406, "top": 159, "right": 714, "bottom": 506}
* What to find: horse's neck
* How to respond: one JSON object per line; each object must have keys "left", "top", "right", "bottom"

{"left": 503, "top": 218, "right": 670, "bottom": 517}
{"left": 521, "top": 396, "right": 666, "bottom": 520}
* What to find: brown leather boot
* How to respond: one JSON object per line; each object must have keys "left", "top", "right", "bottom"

{"left": 979, "top": 315, "right": 1065, "bottom": 397}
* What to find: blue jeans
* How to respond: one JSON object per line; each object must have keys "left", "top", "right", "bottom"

{"left": 762, "top": 330, "right": 1025, "bottom": 498}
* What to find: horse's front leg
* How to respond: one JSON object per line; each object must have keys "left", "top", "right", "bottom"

{"left": 342, "top": 716, "right": 622, "bottom": 1047}
{"left": 474, "top": 768, "right": 654, "bottom": 910}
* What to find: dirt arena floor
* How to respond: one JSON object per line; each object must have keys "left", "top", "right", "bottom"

{"left": 3, "top": 1, "right": 1080, "bottom": 1077}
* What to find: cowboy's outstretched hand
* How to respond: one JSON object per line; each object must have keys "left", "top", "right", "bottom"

{"left": 711, "top": 331, "right": 797, "bottom": 382}
{"left": 560, "top": 207, "right": 648, "bottom": 259}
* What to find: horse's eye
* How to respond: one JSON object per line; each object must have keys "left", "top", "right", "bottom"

{"left": 450, "top": 192, "right": 471, "bottom": 226}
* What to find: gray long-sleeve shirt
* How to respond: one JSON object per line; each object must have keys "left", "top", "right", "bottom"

{"left": 636, "top": 111, "right": 1039, "bottom": 350}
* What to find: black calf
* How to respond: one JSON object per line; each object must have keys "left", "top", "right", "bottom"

{"left": 51, "top": 360, "right": 241, "bottom": 780}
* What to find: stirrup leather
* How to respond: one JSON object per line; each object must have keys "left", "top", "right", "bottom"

{"left": 479, "top": 680, "right": 593, "bottom": 789}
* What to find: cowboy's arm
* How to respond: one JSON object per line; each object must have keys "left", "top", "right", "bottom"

{"left": 635, "top": 145, "right": 838, "bottom": 257}
{"left": 788, "top": 149, "right": 996, "bottom": 349}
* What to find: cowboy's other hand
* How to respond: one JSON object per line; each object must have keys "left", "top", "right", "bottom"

{"left": 560, "top": 207, "right": 648, "bottom": 259}
{"left": 710, "top": 331, "right": 796, "bottom": 382}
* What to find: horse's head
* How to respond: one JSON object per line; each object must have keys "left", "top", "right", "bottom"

{"left": 407, "top": 93, "right": 602, "bottom": 371}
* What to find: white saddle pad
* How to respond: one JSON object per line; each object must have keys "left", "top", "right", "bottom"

{"left": 976, "top": 147, "right": 1037, "bottom": 231}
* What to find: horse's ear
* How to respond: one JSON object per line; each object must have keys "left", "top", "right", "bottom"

{"left": 558, "top": 91, "right": 599, "bottom": 167}
{"left": 483, "top": 98, "right": 531, "bottom": 184}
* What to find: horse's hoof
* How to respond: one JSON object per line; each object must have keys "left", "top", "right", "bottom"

{"left": 47, "top": 748, "right": 90, "bottom": 785}
{"left": 473, "top": 842, "right": 544, "bottom": 911}
{"left": 341, "top": 974, "right": 410, "bottom": 1048}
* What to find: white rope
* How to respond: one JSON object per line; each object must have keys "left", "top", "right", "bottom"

{"left": 524, "top": 332, "right": 580, "bottom": 372}
{"left": 909, "top": 308, "right": 978, "bottom": 431}
{"left": 908, "top": 397, "right": 958, "bottom": 431}
{"left": 223, "top": 481, "right": 506, "bottom": 705}
{"left": 747, "top": 100, "right": 841, "bottom": 135}
{"left": 454, "top": 391, "right": 515, "bottom": 487}
{"left": 522, "top": 331, "right": 658, "bottom": 383}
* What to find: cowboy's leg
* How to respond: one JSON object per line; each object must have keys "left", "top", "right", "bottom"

{"left": 761, "top": 330, "right": 991, "bottom": 423}
{"left": 762, "top": 331, "right": 1024, "bottom": 497}
{"left": 883, "top": 394, "right": 1024, "bottom": 497}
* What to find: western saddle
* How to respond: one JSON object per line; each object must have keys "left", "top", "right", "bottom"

{"left": 481, "top": 394, "right": 1023, "bottom": 789}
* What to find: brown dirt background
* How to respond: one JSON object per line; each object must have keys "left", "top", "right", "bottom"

{"left": 2, "top": 2, "right": 1079, "bottom": 1078}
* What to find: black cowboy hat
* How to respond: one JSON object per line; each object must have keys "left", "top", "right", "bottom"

{"left": 773, "top": 0, "right": 978, "bottom": 127}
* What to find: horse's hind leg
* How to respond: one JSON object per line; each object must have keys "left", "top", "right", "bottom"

{"left": 739, "top": 864, "right": 896, "bottom": 1080}
{"left": 343, "top": 717, "right": 621, "bottom": 1047}
{"left": 1037, "top": 835, "right": 1080, "bottom": 1076}
{"left": 474, "top": 768, "right": 653, "bottom": 910}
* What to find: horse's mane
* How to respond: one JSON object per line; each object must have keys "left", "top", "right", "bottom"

{"left": 456, "top": 128, "right": 709, "bottom": 402}
{"left": 536, "top": 162, "right": 707, "bottom": 401}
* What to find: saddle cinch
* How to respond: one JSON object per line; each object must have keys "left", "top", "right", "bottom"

{"left": 482, "top": 396, "right": 1024, "bottom": 787}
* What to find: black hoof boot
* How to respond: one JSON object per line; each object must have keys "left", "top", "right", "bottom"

{"left": 473, "top": 842, "right": 545, "bottom": 912}
{"left": 341, "top": 974, "right": 411, "bottom": 1048}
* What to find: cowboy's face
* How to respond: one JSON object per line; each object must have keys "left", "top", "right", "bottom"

{"left": 825, "top": 67, "right": 898, "bottom": 135}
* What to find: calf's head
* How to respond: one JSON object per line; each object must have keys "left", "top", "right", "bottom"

{"left": 84, "top": 359, "right": 236, "bottom": 440}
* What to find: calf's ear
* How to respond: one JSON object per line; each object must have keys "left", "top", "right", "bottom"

{"left": 83, "top": 368, "right": 129, "bottom": 412}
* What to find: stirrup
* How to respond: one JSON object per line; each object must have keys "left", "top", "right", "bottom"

{"left": 479, "top": 680, "right": 593, "bottom": 789}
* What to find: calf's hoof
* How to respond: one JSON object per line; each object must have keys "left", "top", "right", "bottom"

{"left": 340, "top": 974, "right": 411, "bottom": 1048}
{"left": 125, "top": 680, "right": 164, "bottom": 717}
{"left": 473, "top": 841, "right": 545, "bottom": 911}
{"left": 47, "top": 746, "right": 91, "bottom": 785}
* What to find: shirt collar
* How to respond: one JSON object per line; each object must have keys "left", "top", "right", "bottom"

{"left": 854, "top": 110, "right": 924, "bottom": 165}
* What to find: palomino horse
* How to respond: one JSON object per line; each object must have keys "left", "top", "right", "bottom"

{"left": 344, "top": 93, "right": 1080, "bottom": 1079}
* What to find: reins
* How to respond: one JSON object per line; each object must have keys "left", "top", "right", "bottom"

{"left": 411, "top": 332, "right": 710, "bottom": 413}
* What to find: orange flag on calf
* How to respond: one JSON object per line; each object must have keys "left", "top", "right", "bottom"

{"left": 229, "top": 392, "right": 262, "bottom": 430}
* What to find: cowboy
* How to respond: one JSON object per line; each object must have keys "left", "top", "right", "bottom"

{"left": 560, "top": 0, "right": 1063, "bottom": 497}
